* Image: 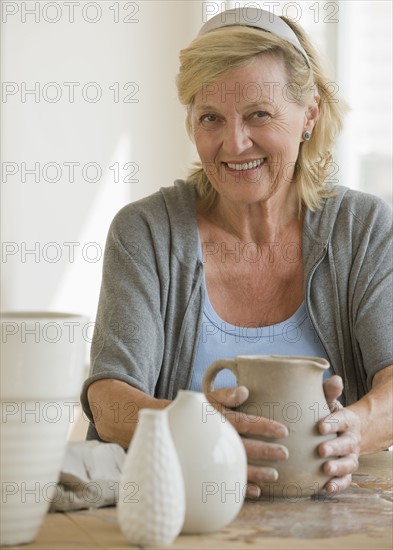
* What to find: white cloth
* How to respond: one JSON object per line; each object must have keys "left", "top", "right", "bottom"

{"left": 49, "top": 440, "right": 125, "bottom": 512}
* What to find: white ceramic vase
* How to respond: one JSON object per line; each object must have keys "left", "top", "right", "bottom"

{"left": 117, "top": 408, "right": 185, "bottom": 548}
{"left": 167, "top": 390, "right": 247, "bottom": 534}
{"left": 0, "top": 312, "right": 88, "bottom": 546}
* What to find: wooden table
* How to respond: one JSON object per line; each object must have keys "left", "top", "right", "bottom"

{"left": 7, "top": 452, "right": 392, "bottom": 549}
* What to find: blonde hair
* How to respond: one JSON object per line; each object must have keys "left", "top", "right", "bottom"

{"left": 176, "top": 18, "right": 348, "bottom": 212}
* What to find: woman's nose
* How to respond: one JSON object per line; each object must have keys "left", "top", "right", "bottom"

{"left": 222, "top": 119, "right": 253, "bottom": 156}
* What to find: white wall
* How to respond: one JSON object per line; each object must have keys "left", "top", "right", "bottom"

{"left": 335, "top": 0, "right": 392, "bottom": 204}
{"left": 1, "top": 0, "right": 205, "bottom": 320}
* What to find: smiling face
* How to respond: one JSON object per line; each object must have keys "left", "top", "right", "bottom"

{"left": 191, "top": 54, "right": 317, "bottom": 208}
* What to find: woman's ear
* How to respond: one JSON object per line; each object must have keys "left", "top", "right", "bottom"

{"left": 306, "top": 95, "right": 320, "bottom": 127}
{"left": 302, "top": 95, "right": 320, "bottom": 139}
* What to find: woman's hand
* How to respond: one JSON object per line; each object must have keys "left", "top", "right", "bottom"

{"left": 323, "top": 375, "right": 344, "bottom": 413}
{"left": 320, "top": 375, "right": 361, "bottom": 493}
{"left": 206, "top": 385, "right": 289, "bottom": 499}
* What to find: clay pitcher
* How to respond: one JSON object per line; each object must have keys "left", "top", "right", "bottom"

{"left": 202, "top": 355, "right": 336, "bottom": 499}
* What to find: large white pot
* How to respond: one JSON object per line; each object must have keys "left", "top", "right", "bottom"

{"left": 0, "top": 312, "right": 88, "bottom": 546}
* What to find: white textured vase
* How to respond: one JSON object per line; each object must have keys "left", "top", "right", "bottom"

{"left": 0, "top": 312, "right": 88, "bottom": 546}
{"left": 117, "top": 408, "right": 185, "bottom": 548}
{"left": 167, "top": 390, "right": 247, "bottom": 534}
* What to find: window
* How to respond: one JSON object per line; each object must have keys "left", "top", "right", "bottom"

{"left": 221, "top": 1, "right": 392, "bottom": 203}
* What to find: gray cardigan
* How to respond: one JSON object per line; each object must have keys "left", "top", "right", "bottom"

{"left": 81, "top": 180, "right": 393, "bottom": 440}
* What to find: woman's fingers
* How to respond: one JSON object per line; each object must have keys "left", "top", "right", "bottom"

{"left": 319, "top": 431, "right": 360, "bottom": 460}
{"left": 324, "top": 474, "right": 353, "bottom": 493}
{"left": 246, "top": 463, "right": 279, "bottom": 499}
{"left": 317, "top": 407, "right": 361, "bottom": 493}
{"left": 242, "top": 437, "right": 289, "bottom": 461}
{"left": 323, "top": 453, "right": 359, "bottom": 478}
{"left": 208, "top": 386, "right": 361, "bottom": 498}
{"left": 323, "top": 375, "right": 344, "bottom": 412}
{"left": 232, "top": 410, "right": 288, "bottom": 438}
{"left": 319, "top": 408, "right": 361, "bottom": 464}
{"left": 207, "top": 387, "right": 290, "bottom": 500}
{"left": 245, "top": 483, "right": 262, "bottom": 499}
{"left": 208, "top": 385, "right": 250, "bottom": 408}
{"left": 243, "top": 439, "right": 288, "bottom": 499}
{"left": 323, "top": 375, "right": 343, "bottom": 401}
{"left": 207, "top": 386, "right": 288, "bottom": 439}
{"left": 319, "top": 408, "right": 361, "bottom": 454}
{"left": 247, "top": 464, "right": 279, "bottom": 484}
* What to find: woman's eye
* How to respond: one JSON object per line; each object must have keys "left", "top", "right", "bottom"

{"left": 197, "top": 113, "right": 222, "bottom": 129}
{"left": 200, "top": 114, "right": 218, "bottom": 123}
{"left": 253, "top": 111, "right": 269, "bottom": 119}
{"left": 248, "top": 111, "right": 271, "bottom": 126}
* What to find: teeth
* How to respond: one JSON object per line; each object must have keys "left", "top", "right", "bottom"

{"left": 227, "top": 159, "right": 264, "bottom": 170}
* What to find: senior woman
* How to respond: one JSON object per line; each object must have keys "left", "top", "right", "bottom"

{"left": 81, "top": 8, "right": 393, "bottom": 498}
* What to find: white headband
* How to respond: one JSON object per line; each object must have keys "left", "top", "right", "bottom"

{"left": 198, "top": 8, "right": 311, "bottom": 68}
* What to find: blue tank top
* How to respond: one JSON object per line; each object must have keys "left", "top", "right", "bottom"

{"left": 189, "top": 235, "right": 331, "bottom": 392}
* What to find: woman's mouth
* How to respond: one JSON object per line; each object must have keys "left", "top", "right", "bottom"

{"left": 224, "top": 158, "right": 266, "bottom": 171}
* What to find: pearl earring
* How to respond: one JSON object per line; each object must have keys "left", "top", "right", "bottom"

{"left": 303, "top": 131, "right": 311, "bottom": 141}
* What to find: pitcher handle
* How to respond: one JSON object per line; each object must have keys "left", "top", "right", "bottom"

{"left": 202, "top": 358, "right": 238, "bottom": 395}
